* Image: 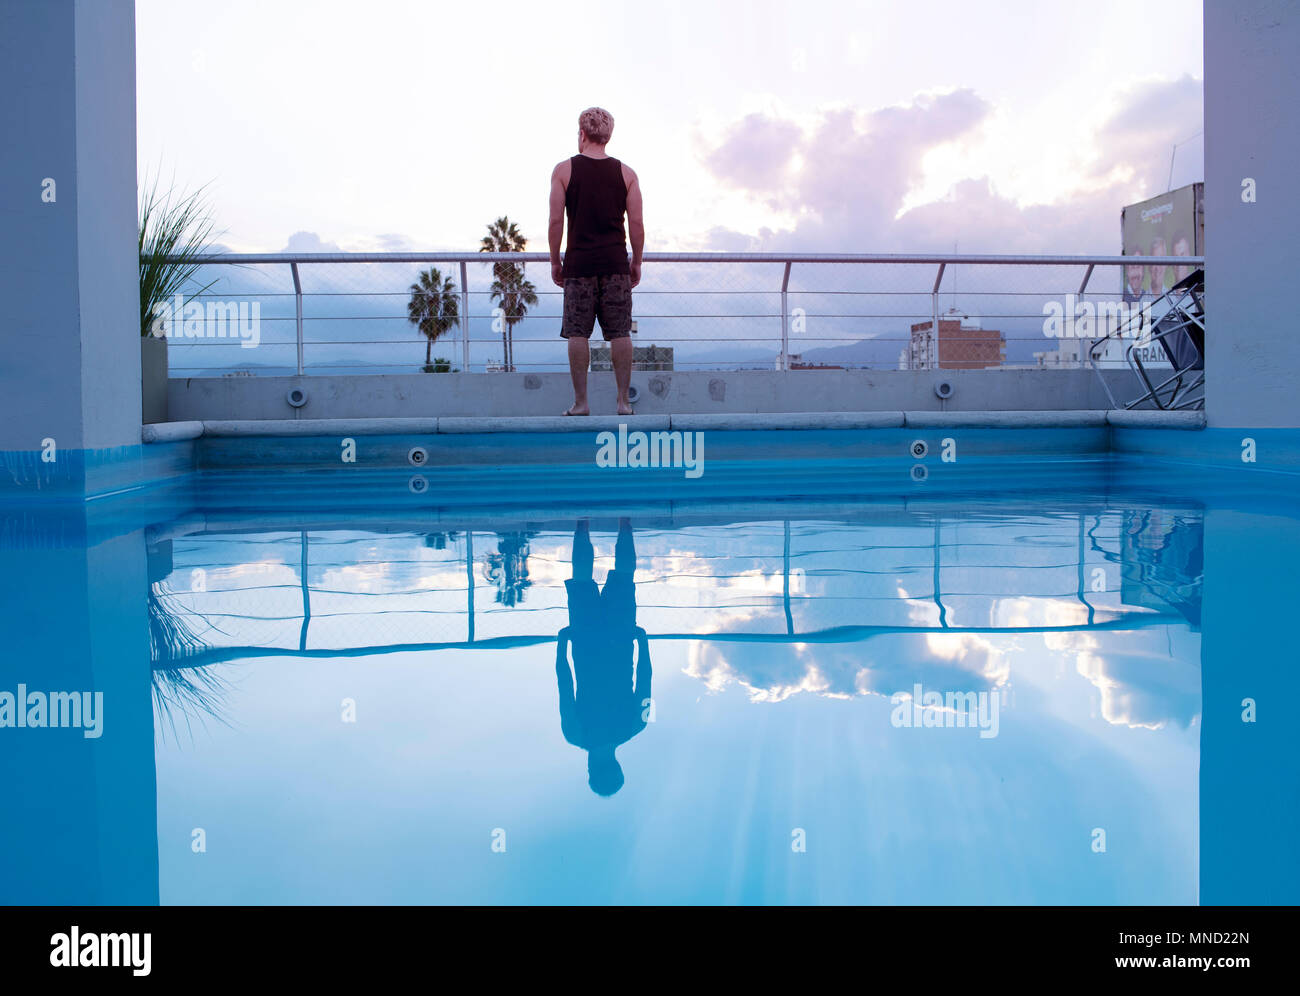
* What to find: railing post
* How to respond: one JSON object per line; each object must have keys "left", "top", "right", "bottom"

{"left": 930, "top": 262, "right": 946, "bottom": 371}
{"left": 780, "top": 261, "right": 792, "bottom": 371}
{"left": 933, "top": 518, "right": 947, "bottom": 628}
{"left": 298, "top": 529, "right": 310, "bottom": 651}
{"left": 783, "top": 519, "right": 793, "bottom": 635}
{"left": 466, "top": 530, "right": 474, "bottom": 643}
{"left": 460, "top": 260, "right": 470, "bottom": 373}
{"left": 290, "top": 262, "right": 304, "bottom": 376}
{"left": 1077, "top": 263, "right": 1095, "bottom": 366}
{"left": 1076, "top": 512, "right": 1095, "bottom": 626}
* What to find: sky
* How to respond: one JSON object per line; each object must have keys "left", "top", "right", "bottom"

{"left": 136, "top": 0, "right": 1205, "bottom": 256}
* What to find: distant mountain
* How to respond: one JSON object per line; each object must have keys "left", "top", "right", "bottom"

{"left": 791, "top": 339, "right": 898, "bottom": 368}
{"left": 662, "top": 345, "right": 776, "bottom": 370}
{"left": 674, "top": 336, "right": 917, "bottom": 371}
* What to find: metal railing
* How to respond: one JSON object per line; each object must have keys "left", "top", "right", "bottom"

{"left": 156, "top": 251, "right": 1205, "bottom": 376}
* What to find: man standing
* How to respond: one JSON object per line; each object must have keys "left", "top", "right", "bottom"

{"left": 549, "top": 107, "right": 644, "bottom": 416}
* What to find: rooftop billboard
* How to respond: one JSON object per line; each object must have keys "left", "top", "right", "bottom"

{"left": 1120, "top": 182, "right": 1204, "bottom": 302}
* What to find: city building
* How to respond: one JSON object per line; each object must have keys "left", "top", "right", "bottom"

{"left": 590, "top": 344, "right": 675, "bottom": 371}
{"left": 906, "top": 310, "right": 1006, "bottom": 370}
{"left": 779, "top": 353, "right": 844, "bottom": 371}
{"left": 1031, "top": 308, "right": 1172, "bottom": 370}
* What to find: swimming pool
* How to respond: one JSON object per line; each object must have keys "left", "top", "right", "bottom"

{"left": 2, "top": 428, "right": 1297, "bottom": 905}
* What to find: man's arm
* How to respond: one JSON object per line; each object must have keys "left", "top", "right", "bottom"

{"left": 624, "top": 164, "right": 644, "bottom": 287}
{"left": 555, "top": 627, "right": 580, "bottom": 746}
{"left": 548, "top": 162, "right": 568, "bottom": 287}
{"left": 632, "top": 625, "right": 652, "bottom": 704}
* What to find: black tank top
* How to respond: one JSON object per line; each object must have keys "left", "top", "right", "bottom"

{"left": 563, "top": 155, "right": 629, "bottom": 278}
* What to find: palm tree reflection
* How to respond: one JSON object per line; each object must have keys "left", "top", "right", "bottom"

{"left": 148, "top": 582, "right": 232, "bottom": 740}
{"left": 483, "top": 530, "right": 535, "bottom": 607}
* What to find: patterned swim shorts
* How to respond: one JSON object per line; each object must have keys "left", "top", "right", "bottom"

{"left": 561, "top": 273, "right": 633, "bottom": 340}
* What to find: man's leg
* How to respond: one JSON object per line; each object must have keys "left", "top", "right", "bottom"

{"left": 567, "top": 336, "right": 590, "bottom": 415}
{"left": 603, "top": 517, "right": 638, "bottom": 639}
{"left": 563, "top": 520, "right": 600, "bottom": 670}
{"left": 595, "top": 274, "right": 635, "bottom": 415}
{"left": 571, "top": 519, "right": 594, "bottom": 582}
{"left": 611, "top": 337, "right": 633, "bottom": 415}
{"left": 613, "top": 516, "right": 634, "bottom": 574}
{"left": 562, "top": 277, "right": 596, "bottom": 415}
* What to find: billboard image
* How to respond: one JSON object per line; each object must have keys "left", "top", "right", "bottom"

{"left": 1121, "top": 182, "right": 1204, "bottom": 302}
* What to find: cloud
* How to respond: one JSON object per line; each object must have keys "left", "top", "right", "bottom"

{"left": 1086, "top": 74, "right": 1204, "bottom": 192}
{"left": 703, "top": 112, "right": 805, "bottom": 195}
{"left": 373, "top": 232, "right": 415, "bottom": 252}
{"left": 280, "top": 230, "right": 345, "bottom": 253}
{"left": 699, "top": 78, "right": 1202, "bottom": 254}
{"left": 685, "top": 630, "right": 1006, "bottom": 703}
{"left": 704, "top": 90, "right": 990, "bottom": 232}
{"left": 1075, "top": 647, "right": 1201, "bottom": 730}
{"left": 275, "top": 230, "right": 422, "bottom": 255}
{"left": 694, "top": 225, "right": 765, "bottom": 253}
{"left": 1043, "top": 628, "right": 1201, "bottom": 731}
{"left": 891, "top": 178, "right": 1125, "bottom": 254}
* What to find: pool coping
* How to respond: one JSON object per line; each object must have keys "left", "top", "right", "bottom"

{"left": 143, "top": 409, "right": 1205, "bottom": 441}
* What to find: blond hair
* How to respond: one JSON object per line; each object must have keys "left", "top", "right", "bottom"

{"left": 578, "top": 107, "right": 614, "bottom": 145}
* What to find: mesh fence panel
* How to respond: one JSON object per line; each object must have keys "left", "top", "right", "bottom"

{"left": 159, "top": 255, "right": 1181, "bottom": 377}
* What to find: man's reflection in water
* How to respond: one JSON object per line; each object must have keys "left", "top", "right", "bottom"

{"left": 556, "top": 518, "right": 651, "bottom": 796}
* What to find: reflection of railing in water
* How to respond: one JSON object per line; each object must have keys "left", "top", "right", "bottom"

{"left": 1087, "top": 508, "right": 1204, "bottom": 628}
{"left": 153, "top": 612, "right": 1188, "bottom": 672}
{"left": 148, "top": 509, "right": 1203, "bottom": 670}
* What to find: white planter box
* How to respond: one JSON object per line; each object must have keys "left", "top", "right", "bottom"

{"left": 141, "top": 335, "right": 168, "bottom": 424}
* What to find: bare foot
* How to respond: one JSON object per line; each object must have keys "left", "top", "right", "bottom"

{"left": 563, "top": 404, "right": 589, "bottom": 416}
{"left": 617, "top": 402, "right": 634, "bottom": 415}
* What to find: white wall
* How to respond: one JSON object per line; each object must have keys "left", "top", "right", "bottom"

{"left": 1204, "top": 0, "right": 1300, "bottom": 428}
{"left": 0, "top": 0, "right": 139, "bottom": 453}
{"left": 74, "top": 0, "right": 141, "bottom": 450}
{"left": 168, "top": 368, "right": 1137, "bottom": 421}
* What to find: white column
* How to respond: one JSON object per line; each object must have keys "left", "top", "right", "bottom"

{"left": 1203, "top": 0, "right": 1300, "bottom": 427}
{"left": 0, "top": 0, "right": 139, "bottom": 458}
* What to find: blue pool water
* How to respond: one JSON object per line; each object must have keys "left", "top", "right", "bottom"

{"left": 2, "top": 433, "right": 1298, "bottom": 905}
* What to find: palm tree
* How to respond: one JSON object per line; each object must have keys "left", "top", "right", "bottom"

{"left": 479, "top": 216, "right": 537, "bottom": 372}
{"left": 406, "top": 267, "right": 459, "bottom": 372}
